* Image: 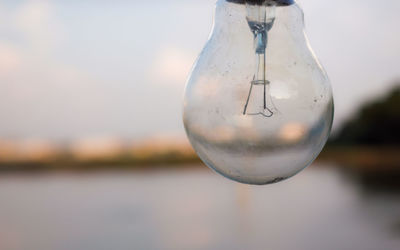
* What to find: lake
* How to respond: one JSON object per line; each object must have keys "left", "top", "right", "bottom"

{"left": 0, "top": 164, "right": 399, "bottom": 250}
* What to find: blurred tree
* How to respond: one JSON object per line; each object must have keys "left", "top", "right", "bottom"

{"left": 330, "top": 84, "right": 400, "bottom": 145}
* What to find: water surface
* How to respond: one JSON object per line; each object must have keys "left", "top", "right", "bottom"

{"left": 0, "top": 165, "right": 399, "bottom": 250}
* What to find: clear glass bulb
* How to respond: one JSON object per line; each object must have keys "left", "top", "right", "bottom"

{"left": 183, "top": 0, "right": 334, "bottom": 185}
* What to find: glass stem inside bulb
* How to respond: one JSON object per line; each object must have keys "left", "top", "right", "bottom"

{"left": 243, "top": 2, "right": 278, "bottom": 118}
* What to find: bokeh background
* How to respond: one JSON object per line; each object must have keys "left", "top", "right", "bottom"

{"left": 0, "top": 0, "right": 399, "bottom": 250}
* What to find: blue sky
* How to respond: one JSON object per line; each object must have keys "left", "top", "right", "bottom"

{"left": 0, "top": 0, "right": 399, "bottom": 141}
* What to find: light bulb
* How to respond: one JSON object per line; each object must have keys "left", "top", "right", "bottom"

{"left": 183, "top": 0, "right": 334, "bottom": 185}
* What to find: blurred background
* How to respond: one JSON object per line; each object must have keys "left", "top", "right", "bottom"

{"left": 0, "top": 0, "right": 399, "bottom": 249}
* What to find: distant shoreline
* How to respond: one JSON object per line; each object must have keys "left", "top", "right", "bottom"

{"left": 0, "top": 146, "right": 398, "bottom": 173}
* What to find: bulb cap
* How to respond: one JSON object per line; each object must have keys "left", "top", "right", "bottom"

{"left": 227, "top": 0, "right": 294, "bottom": 5}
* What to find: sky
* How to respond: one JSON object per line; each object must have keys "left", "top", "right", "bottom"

{"left": 0, "top": 0, "right": 399, "bottom": 141}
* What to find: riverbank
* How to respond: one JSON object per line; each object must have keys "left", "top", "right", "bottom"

{"left": 0, "top": 146, "right": 398, "bottom": 173}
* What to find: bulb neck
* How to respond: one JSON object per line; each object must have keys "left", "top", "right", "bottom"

{"left": 226, "top": 0, "right": 294, "bottom": 6}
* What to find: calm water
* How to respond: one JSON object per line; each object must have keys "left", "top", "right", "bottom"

{"left": 0, "top": 164, "right": 399, "bottom": 250}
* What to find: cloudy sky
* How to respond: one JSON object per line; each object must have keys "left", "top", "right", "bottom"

{"left": 0, "top": 0, "right": 399, "bottom": 141}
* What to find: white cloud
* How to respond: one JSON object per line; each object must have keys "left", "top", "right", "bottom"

{"left": 0, "top": 43, "right": 21, "bottom": 77}
{"left": 15, "top": 1, "right": 52, "bottom": 32}
{"left": 13, "top": 0, "right": 65, "bottom": 54}
{"left": 151, "top": 46, "right": 197, "bottom": 87}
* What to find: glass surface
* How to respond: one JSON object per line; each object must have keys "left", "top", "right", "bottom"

{"left": 183, "top": 0, "right": 334, "bottom": 185}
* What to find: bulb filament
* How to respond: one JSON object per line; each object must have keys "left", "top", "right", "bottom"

{"left": 243, "top": 1, "right": 278, "bottom": 118}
